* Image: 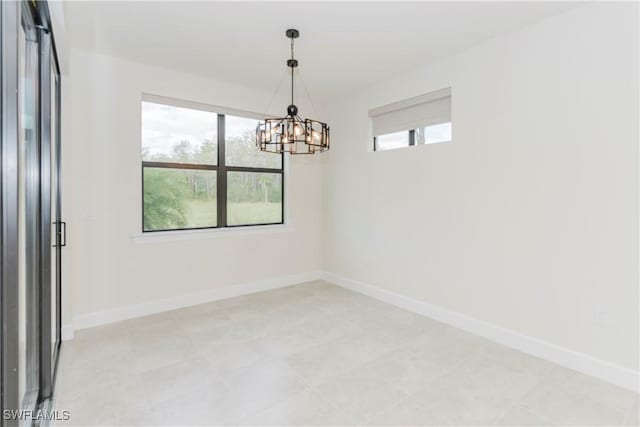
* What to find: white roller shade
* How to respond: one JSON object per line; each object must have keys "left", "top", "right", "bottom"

{"left": 369, "top": 88, "right": 451, "bottom": 137}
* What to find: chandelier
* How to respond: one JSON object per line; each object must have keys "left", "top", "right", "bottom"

{"left": 256, "top": 29, "right": 330, "bottom": 155}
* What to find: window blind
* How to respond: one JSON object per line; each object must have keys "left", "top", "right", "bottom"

{"left": 368, "top": 87, "right": 451, "bottom": 137}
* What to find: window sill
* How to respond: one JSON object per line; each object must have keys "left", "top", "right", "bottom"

{"left": 131, "top": 224, "right": 295, "bottom": 244}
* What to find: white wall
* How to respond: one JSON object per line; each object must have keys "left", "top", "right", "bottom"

{"left": 323, "top": 2, "right": 639, "bottom": 374}
{"left": 62, "top": 49, "right": 324, "bottom": 325}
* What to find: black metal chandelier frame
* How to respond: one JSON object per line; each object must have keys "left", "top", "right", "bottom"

{"left": 256, "top": 29, "right": 330, "bottom": 155}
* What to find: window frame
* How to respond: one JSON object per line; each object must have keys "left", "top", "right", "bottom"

{"left": 141, "top": 97, "right": 284, "bottom": 233}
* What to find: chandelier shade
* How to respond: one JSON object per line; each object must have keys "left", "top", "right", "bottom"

{"left": 256, "top": 29, "right": 330, "bottom": 155}
{"left": 256, "top": 117, "right": 330, "bottom": 154}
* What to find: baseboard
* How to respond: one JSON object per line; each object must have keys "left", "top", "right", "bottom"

{"left": 61, "top": 324, "right": 74, "bottom": 341}
{"left": 322, "top": 271, "right": 640, "bottom": 393}
{"left": 72, "top": 270, "right": 323, "bottom": 331}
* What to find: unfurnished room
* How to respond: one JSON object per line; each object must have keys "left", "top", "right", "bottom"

{"left": 0, "top": 1, "right": 638, "bottom": 426}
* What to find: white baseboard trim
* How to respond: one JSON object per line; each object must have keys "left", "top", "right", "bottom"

{"left": 323, "top": 271, "right": 640, "bottom": 393}
{"left": 61, "top": 324, "right": 74, "bottom": 341}
{"left": 72, "top": 270, "right": 323, "bottom": 331}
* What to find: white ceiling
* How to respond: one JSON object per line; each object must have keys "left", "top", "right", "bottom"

{"left": 64, "top": 1, "right": 582, "bottom": 102}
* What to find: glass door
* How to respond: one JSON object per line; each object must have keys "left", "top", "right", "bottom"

{"left": 2, "top": 0, "right": 62, "bottom": 418}
{"left": 49, "top": 45, "right": 63, "bottom": 387}
{"left": 36, "top": 3, "right": 60, "bottom": 401}
{"left": 17, "top": 1, "right": 41, "bottom": 414}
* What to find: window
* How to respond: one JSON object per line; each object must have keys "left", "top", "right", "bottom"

{"left": 141, "top": 95, "right": 283, "bottom": 232}
{"left": 375, "top": 131, "right": 409, "bottom": 151}
{"left": 370, "top": 88, "right": 452, "bottom": 151}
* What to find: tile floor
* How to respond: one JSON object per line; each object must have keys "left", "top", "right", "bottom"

{"left": 53, "top": 281, "right": 639, "bottom": 426}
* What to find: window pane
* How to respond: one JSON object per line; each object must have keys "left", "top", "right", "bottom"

{"left": 227, "top": 172, "right": 282, "bottom": 226}
{"left": 375, "top": 131, "right": 409, "bottom": 151}
{"left": 226, "top": 114, "right": 282, "bottom": 168}
{"left": 141, "top": 101, "right": 217, "bottom": 165}
{"left": 143, "top": 167, "right": 217, "bottom": 231}
{"left": 417, "top": 122, "right": 452, "bottom": 145}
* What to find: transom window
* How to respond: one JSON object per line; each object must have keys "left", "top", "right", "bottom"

{"left": 370, "top": 87, "right": 452, "bottom": 151}
{"left": 141, "top": 95, "right": 283, "bottom": 232}
{"left": 374, "top": 122, "right": 452, "bottom": 151}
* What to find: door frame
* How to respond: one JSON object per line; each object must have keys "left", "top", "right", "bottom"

{"left": 38, "top": 7, "right": 63, "bottom": 398}
{"left": 50, "top": 38, "right": 62, "bottom": 395}
{"left": 38, "top": 24, "right": 53, "bottom": 400}
{"left": 1, "top": 0, "right": 21, "bottom": 422}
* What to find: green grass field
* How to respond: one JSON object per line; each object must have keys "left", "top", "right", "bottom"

{"left": 184, "top": 200, "right": 281, "bottom": 227}
{"left": 184, "top": 199, "right": 216, "bottom": 227}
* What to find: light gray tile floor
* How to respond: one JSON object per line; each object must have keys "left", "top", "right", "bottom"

{"left": 53, "top": 281, "right": 639, "bottom": 426}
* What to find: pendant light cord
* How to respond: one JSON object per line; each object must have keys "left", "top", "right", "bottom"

{"left": 290, "top": 36, "right": 295, "bottom": 106}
